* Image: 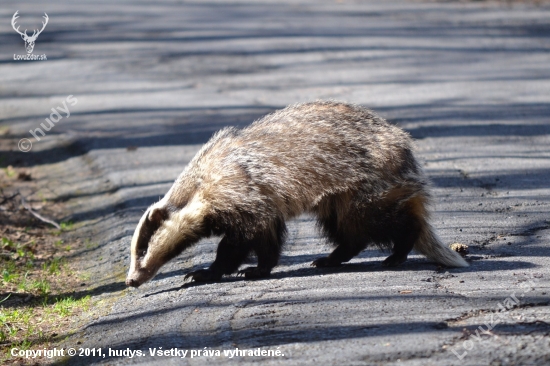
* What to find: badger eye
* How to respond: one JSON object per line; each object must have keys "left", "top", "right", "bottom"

{"left": 141, "top": 250, "right": 147, "bottom": 256}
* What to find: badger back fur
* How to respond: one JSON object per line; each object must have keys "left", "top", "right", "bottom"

{"left": 126, "top": 101, "right": 467, "bottom": 287}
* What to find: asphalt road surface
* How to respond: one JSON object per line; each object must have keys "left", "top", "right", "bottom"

{"left": 1, "top": 0, "right": 549, "bottom": 365}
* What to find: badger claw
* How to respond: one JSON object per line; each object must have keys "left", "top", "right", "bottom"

{"left": 184, "top": 269, "right": 222, "bottom": 283}
{"left": 311, "top": 256, "right": 342, "bottom": 267}
{"left": 237, "top": 266, "right": 271, "bottom": 279}
{"left": 382, "top": 253, "right": 407, "bottom": 267}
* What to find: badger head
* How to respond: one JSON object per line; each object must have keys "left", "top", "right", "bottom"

{"left": 125, "top": 198, "right": 207, "bottom": 287}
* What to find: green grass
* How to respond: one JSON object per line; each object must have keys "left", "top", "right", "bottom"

{"left": 51, "top": 296, "right": 91, "bottom": 317}
{"left": 3, "top": 166, "right": 16, "bottom": 178}
{"left": 83, "top": 238, "right": 98, "bottom": 250}
{"left": 32, "top": 279, "right": 51, "bottom": 295}
{"left": 51, "top": 221, "right": 76, "bottom": 236}
{"left": 0, "top": 308, "right": 33, "bottom": 343}
{"left": 16, "top": 272, "right": 30, "bottom": 292}
{"left": 2, "top": 260, "right": 18, "bottom": 283}
{"left": 0, "top": 294, "right": 91, "bottom": 347}
{"left": 0, "top": 233, "right": 92, "bottom": 363}
{"left": 2, "top": 237, "right": 14, "bottom": 247}
{"left": 79, "top": 272, "right": 91, "bottom": 282}
{"left": 42, "top": 257, "right": 66, "bottom": 275}
{"left": 60, "top": 221, "right": 74, "bottom": 231}
{"left": 2, "top": 237, "right": 35, "bottom": 261}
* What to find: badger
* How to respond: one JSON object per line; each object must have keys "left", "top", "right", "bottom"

{"left": 125, "top": 101, "right": 468, "bottom": 287}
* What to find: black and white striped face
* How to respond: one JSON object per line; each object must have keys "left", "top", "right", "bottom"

{"left": 125, "top": 198, "right": 208, "bottom": 287}
{"left": 125, "top": 204, "right": 169, "bottom": 287}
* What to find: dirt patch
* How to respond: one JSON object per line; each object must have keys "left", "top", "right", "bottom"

{"left": 0, "top": 137, "right": 93, "bottom": 365}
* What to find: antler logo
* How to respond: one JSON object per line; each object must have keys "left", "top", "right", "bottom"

{"left": 11, "top": 11, "right": 49, "bottom": 54}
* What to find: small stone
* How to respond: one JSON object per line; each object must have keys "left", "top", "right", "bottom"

{"left": 17, "top": 171, "right": 32, "bottom": 181}
{"left": 449, "top": 243, "right": 469, "bottom": 256}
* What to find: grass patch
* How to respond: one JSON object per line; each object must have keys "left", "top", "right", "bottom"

{"left": 2, "top": 166, "right": 16, "bottom": 178}
{"left": 51, "top": 221, "right": 76, "bottom": 236}
{"left": 59, "top": 221, "right": 74, "bottom": 231}
{"left": 0, "top": 161, "right": 95, "bottom": 365}
{"left": 0, "top": 232, "right": 92, "bottom": 365}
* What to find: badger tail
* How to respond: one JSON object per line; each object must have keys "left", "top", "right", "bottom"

{"left": 414, "top": 223, "right": 469, "bottom": 267}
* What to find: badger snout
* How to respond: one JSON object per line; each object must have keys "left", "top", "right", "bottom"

{"left": 125, "top": 277, "right": 140, "bottom": 287}
{"left": 126, "top": 266, "right": 156, "bottom": 288}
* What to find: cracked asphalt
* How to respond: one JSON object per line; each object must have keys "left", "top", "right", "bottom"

{"left": 1, "top": 0, "right": 549, "bottom": 365}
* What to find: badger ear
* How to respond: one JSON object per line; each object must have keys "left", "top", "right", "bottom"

{"left": 148, "top": 207, "right": 168, "bottom": 223}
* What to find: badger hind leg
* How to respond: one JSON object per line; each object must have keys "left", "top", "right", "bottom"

{"left": 381, "top": 199, "right": 423, "bottom": 267}
{"left": 312, "top": 194, "right": 370, "bottom": 267}
{"left": 238, "top": 216, "right": 287, "bottom": 279}
{"left": 381, "top": 193, "right": 468, "bottom": 268}
{"left": 379, "top": 191, "right": 432, "bottom": 267}
{"left": 407, "top": 196, "right": 469, "bottom": 268}
{"left": 311, "top": 189, "right": 429, "bottom": 268}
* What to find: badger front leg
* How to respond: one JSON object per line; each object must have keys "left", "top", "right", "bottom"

{"left": 185, "top": 218, "right": 287, "bottom": 282}
{"left": 238, "top": 217, "right": 286, "bottom": 279}
{"left": 184, "top": 235, "right": 251, "bottom": 282}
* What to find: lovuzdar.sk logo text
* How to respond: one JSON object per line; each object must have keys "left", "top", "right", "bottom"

{"left": 12, "top": 10, "right": 48, "bottom": 60}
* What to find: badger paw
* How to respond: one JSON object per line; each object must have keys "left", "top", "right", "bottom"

{"left": 382, "top": 254, "right": 407, "bottom": 267}
{"left": 237, "top": 267, "right": 271, "bottom": 280}
{"left": 184, "top": 269, "right": 222, "bottom": 283}
{"left": 311, "top": 256, "right": 342, "bottom": 267}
